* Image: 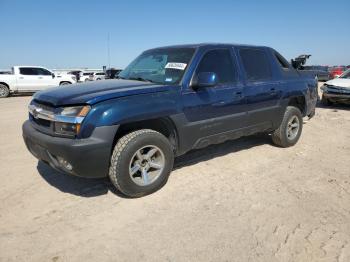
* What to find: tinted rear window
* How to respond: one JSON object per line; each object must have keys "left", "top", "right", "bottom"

{"left": 239, "top": 49, "right": 272, "bottom": 81}
{"left": 20, "top": 67, "right": 39, "bottom": 75}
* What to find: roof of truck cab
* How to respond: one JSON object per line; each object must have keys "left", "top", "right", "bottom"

{"left": 13, "top": 66, "right": 47, "bottom": 68}
{"left": 146, "top": 43, "right": 269, "bottom": 51}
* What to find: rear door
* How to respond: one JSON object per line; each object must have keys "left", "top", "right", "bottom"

{"left": 238, "top": 48, "right": 281, "bottom": 131}
{"left": 16, "top": 67, "right": 40, "bottom": 91}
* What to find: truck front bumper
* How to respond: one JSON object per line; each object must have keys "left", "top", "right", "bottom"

{"left": 22, "top": 120, "right": 119, "bottom": 178}
{"left": 323, "top": 92, "right": 350, "bottom": 103}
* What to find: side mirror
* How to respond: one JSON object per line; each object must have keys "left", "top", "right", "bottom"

{"left": 192, "top": 72, "right": 218, "bottom": 88}
{"left": 52, "top": 73, "right": 55, "bottom": 79}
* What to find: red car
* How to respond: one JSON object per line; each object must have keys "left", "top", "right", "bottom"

{"left": 329, "top": 67, "right": 346, "bottom": 79}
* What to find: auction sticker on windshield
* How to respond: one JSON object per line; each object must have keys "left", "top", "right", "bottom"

{"left": 165, "top": 63, "right": 187, "bottom": 70}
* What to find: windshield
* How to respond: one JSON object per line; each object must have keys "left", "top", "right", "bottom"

{"left": 340, "top": 69, "right": 350, "bottom": 79}
{"left": 118, "top": 48, "right": 195, "bottom": 84}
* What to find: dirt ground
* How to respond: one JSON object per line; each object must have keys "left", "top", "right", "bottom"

{"left": 0, "top": 84, "right": 350, "bottom": 262}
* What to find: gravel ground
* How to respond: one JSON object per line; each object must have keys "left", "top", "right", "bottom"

{"left": 0, "top": 85, "right": 350, "bottom": 262}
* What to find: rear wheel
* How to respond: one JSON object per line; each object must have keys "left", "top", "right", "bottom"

{"left": 59, "top": 81, "right": 71, "bottom": 85}
{"left": 109, "top": 129, "right": 174, "bottom": 197}
{"left": 0, "top": 84, "right": 10, "bottom": 98}
{"left": 271, "top": 106, "right": 303, "bottom": 147}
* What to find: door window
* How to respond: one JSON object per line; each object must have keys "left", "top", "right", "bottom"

{"left": 195, "top": 49, "right": 237, "bottom": 85}
{"left": 36, "top": 68, "right": 52, "bottom": 75}
{"left": 19, "top": 67, "right": 40, "bottom": 75}
{"left": 239, "top": 49, "right": 272, "bottom": 81}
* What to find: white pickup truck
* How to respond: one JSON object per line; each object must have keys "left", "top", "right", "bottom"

{"left": 0, "top": 66, "right": 76, "bottom": 98}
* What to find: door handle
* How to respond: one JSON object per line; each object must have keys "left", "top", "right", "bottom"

{"left": 19, "top": 77, "right": 24, "bottom": 79}
{"left": 234, "top": 91, "right": 243, "bottom": 98}
{"left": 38, "top": 77, "right": 43, "bottom": 79}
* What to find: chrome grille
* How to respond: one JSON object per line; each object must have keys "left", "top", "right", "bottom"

{"left": 28, "top": 102, "right": 55, "bottom": 134}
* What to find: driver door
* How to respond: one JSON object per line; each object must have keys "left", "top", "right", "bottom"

{"left": 16, "top": 67, "right": 41, "bottom": 91}
{"left": 181, "top": 48, "right": 247, "bottom": 148}
{"left": 36, "top": 68, "right": 56, "bottom": 89}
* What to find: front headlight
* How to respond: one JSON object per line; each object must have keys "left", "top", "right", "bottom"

{"left": 57, "top": 106, "right": 90, "bottom": 117}
{"left": 54, "top": 105, "right": 91, "bottom": 136}
{"left": 320, "top": 84, "right": 328, "bottom": 91}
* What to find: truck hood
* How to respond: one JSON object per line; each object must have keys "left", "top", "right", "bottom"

{"left": 33, "top": 79, "right": 173, "bottom": 106}
{"left": 325, "top": 78, "right": 350, "bottom": 89}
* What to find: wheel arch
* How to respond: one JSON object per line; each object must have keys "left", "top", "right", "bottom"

{"left": 112, "top": 117, "right": 179, "bottom": 154}
{"left": 59, "top": 81, "right": 72, "bottom": 85}
{"left": 0, "top": 82, "right": 10, "bottom": 89}
{"left": 288, "top": 96, "right": 306, "bottom": 116}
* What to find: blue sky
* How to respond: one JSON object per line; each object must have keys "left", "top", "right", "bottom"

{"left": 0, "top": 0, "right": 349, "bottom": 69}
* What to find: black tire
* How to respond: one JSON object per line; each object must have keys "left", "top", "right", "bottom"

{"left": 321, "top": 95, "right": 333, "bottom": 106}
{"left": 0, "top": 84, "right": 10, "bottom": 98}
{"left": 271, "top": 106, "right": 303, "bottom": 148}
{"left": 109, "top": 129, "right": 174, "bottom": 197}
{"left": 59, "top": 81, "right": 71, "bottom": 85}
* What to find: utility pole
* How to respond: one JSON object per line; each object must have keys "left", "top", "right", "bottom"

{"left": 107, "top": 33, "right": 111, "bottom": 68}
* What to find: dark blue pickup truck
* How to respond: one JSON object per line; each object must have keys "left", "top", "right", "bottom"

{"left": 23, "top": 43, "right": 317, "bottom": 197}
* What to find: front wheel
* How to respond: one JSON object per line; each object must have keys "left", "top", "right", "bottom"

{"left": 271, "top": 106, "right": 303, "bottom": 147}
{"left": 109, "top": 129, "right": 174, "bottom": 197}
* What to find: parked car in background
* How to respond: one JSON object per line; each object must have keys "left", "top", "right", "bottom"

{"left": 0, "top": 66, "right": 76, "bottom": 98}
{"left": 291, "top": 55, "right": 329, "bottom": 82}
{"left": 329, "top": 66, "right": 346, "bottom": 79}
{"left": 80, "top": 72, "right": 94, "bottom": 82}
{"left": 89, "top": 72, "right": 106, "bottom": 81}
{"left": 302, "top": 66, "right": 330, "bottom": 81}
{"left": 321, "top": 69, "right": 350, "bottom": 105}
{"left": 23, "top": 43, "right": 317, "bottom": 197}
{"left": 105, "top": 68, "right": 122, "bottom": 79}
{"left": 68, "top": 70, "right": 82, "bottom": 82}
